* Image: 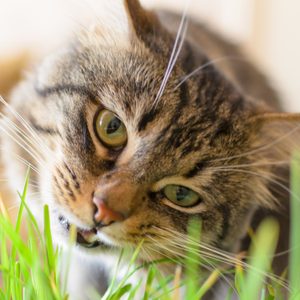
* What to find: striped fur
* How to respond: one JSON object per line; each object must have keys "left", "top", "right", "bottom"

{"left": 1, "top": 0, "right": 300, "bottom": 298}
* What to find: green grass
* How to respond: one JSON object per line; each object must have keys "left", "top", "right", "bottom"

{"left": 290, "top": 153, "right": 300, "bottom": 300}
{"left": 1, "top": 156, "right": 300, "bottom": 300}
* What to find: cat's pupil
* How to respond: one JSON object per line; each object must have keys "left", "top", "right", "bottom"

{"left": 176, "top": 186, "right": 189, "bottom": 201}
{"left": 106, "top": 117, "right": 121, "bottom": 134}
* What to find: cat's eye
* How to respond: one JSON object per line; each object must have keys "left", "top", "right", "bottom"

{"left": 95, "top": 109, "right": 127, "bottom": 148}
{"left": 163, "top": 185, "right": 200, "bottom": 207}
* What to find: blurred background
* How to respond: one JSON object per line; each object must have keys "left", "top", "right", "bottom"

{"left": 0, "top": 0, "right": 299, "bottom": 111}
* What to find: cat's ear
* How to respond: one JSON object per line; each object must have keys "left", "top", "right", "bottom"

{"left": 250, "top": 112, "right": 300, "bottom": 160}
{"left": 123, "top": 0, "right": 161, "bottom": 41}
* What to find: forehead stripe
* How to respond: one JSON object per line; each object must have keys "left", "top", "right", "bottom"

{"left": 216, "top": 204, "right": 231, "bottom": 244}
{"left": 79, "top": 112, "right": 95, "bottom": 153}
{"left": 29, "top": 120, "right": 59, "bottom": 136}
{"left": 35, "top": 84, "right": 98, "bottom": 103}
{"left": 138, "top": 106, "right": 160, "bottom": 132}
{"left": 137, "top": 70, "right": 191, "bottom": 133}
{"left": 152, "top": 80, "right": 190, "bottom": 148}
{"left": 185, "top": 160, "right": 208, "bottom": 178}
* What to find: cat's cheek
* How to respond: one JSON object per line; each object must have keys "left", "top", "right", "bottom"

{"left": 39, "top": 167, "right": 53, "bottom": 203}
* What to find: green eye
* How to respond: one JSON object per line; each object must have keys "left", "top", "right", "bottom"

{"left": 95, "top": 109, "right": 127, "bottom": 148}
{"left": 163, "top": 185, "right": 200, "bottom": 207}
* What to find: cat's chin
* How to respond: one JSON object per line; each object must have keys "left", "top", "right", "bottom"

{"left": 58, "top": 214, "right": 113, "bottom": 251}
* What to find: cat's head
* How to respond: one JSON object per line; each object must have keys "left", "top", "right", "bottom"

{"left": 2, "top": 0, "right": 300, "bottom": 265}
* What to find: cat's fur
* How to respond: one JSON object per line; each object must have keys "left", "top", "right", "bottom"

{"left": 1, "top": 0, "right": 300, "bottom": 298}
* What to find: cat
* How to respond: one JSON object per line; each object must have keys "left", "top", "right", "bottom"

{"left": 1, "top": 0, "right": 299, "bottom": 299}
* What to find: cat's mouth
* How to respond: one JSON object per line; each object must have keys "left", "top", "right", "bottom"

{"left": 58, "top": 215, "right": 108, "bottom": 249}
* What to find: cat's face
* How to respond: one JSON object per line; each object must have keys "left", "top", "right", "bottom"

{"left": 3, "top": 0, "right": 297, "bottom": 265}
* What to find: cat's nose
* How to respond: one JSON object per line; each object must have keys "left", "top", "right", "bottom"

{"left": 93, "top": 196, "right": 125, "bottom": 227}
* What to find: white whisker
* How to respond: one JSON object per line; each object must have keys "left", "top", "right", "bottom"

{"left": 0, "top": 113, "right": 49, "bottom": 158}
{"left": 152, "top": 227, "right": 289, "bottom": 290}
{"left": 0, "top": 96, "right": 52, "bottom": 157}
{"left": 210, "top": 125, "right": 300, "bottom": 164}
{"left": 0, "top": 123, "right": 45, "bottom": 168}
{"left": 175, "top": 56, "right": 248, "bottom": 89}
{"left": 152, "top": 0, "right": 191, "bottom": 108}
{"left": 212, "top": 168, "right": 298, "bottom": 203}
{"left": 146, "top": 235, "right": 239, "bottom": 295}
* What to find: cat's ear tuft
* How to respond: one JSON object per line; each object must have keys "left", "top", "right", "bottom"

{"left": 250, "top": 112, "right": 300, "bottom": 160}
{"left": 246, "top": 112, "right": 300, "bottom": 208}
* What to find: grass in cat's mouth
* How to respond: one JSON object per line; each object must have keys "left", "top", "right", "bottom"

{"left": 58, "top": 214, "right": 105, "bottom": 249}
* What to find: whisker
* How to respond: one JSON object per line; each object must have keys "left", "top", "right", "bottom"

{"left": 0, "top": 123, "right": 45, "bottom": 168}
{"left": 210, "top": 125, "right": 300, "bottom": 164}
{"left": 0, "top": 151, "right": 41, "bottom": 176}
{"left": 0, "top": 96, "right": 52, "bottom": 157}
{"left": 146, "top": 235, "right": 239, "bottom": 295}
{"left": 152, "top": 0, "right": 191, "bottom": 108}
{"left": 154, "top": 227, "right": 289, "bottom": 289}
{"left": 211, "top": 168, "right": 298, "bottom": 203}
{"left": 211, "top": 159, "right": 290, "bottom": 169}
{"left": 7, "top": 204, "right": 20, "bottom": 212}
{"left": 0, "top": 115, "right": 51, "bottom": 164}
{"left": 146, "top": 233, "right": 230, "bottom": 274}
{"left": 145, "top": 239, "right": 214, "bottom": 273}
{"left": 0, "top": 96, "right": 41, "bottom": 144}
{"left": 209, "top": 165, "right": 288, "bottom": 191}
{"left": 151, "top": 232, "right": 245, "bottom": 272}
{"left": 175, "top": 55, "right": 249, "bottom": 89}
{"left": 0, "top": 113, "right": 48, "bottom": 158}
{"left": 154, "top": 226, "right": 237, "bottom": 259}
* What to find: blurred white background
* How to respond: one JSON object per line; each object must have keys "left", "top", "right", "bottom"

{"left": 0, "top": 0, "right": 299, "bottom": 111}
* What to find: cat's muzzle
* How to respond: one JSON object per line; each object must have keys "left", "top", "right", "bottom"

{"left": 58, "top": 215, "right": 105, "bottom": 249}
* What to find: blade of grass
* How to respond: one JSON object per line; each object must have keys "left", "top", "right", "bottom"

{"left": 234, "top": 252, "right": 246, "bottom": 295}
{"left": 172, "top": 265, "right": 182, "bottom": 300}
{"left": 185, "top": 217, "right": 202, "bottom": 300}
{"left": 240, "top": 218, "right": 279, "bottom": 300}
{"left": 14, "top": 174, "right": 29, "bottom": 234}
{"left": 0, "top": 217, "right": 32, "bottom": 264}
{"left": 195, "top": 269, "right": 221, "bottom": 299}
{"left": 101, "top": 249, "right": 124, "bottom": 300}
{"left": 289, "top": 153, "right": 300, "bottom": 299}
{"left": 107, "top": 240, "right": 144, "bottom": 298}
{"left": 61, "top": 224, "right": 76, "bottom": 295}
{"left": 44, "top": 205, "right": 55, "bottom": 274}
{"left": 110, "top": 283, "right": 132, "bottom": 300}
{"left": 127, "top": 278, "right": 143, "bottom": 300}
{"left": 143, "top": 265, "right": 157, "bottom": 300}
{"left": 149, "top": 272, "right": 174, "bottom": 299}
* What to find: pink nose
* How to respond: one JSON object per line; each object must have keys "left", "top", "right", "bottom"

{"left": 93, "top": 196, "right": 124, "bottom": 227}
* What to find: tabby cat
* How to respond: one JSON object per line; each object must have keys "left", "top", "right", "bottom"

{"left": 1, "top": 0, "right": 299, "bottom": 299}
